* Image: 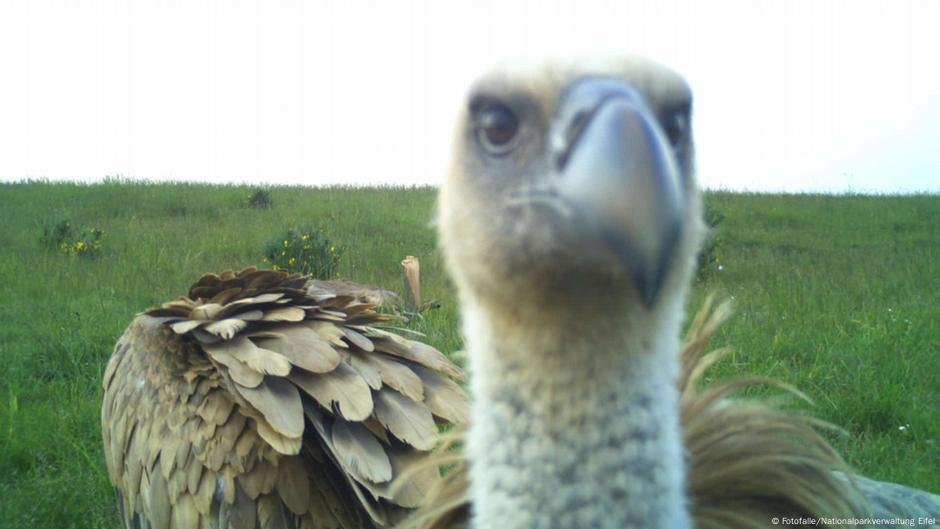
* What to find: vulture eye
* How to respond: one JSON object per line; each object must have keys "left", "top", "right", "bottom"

{"left": 662, "top": 111, "right": 687, "bottom": 147}
{"left": 476, "top": 103, "right": 519, "bottom": 154}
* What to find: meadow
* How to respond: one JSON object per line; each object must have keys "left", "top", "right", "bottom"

{"left": 0, "top": 181, "right": 937, "bottom": 528}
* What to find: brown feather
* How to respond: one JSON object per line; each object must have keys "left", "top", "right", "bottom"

{"left": 185, "top": 455, "right": 203, "bottom": 494}
{"left": 291, "top": 363, "right": 374, "bottom": 422}
{"left": 275, "top": 456, "right": 312, "bottom": 516}
{"left": 258, "top": 494, "right": 292, "bottom": 529}
{"left": 253, "top": 414, "right": 304, "bottom": 455}
{"left": 171, "top": 319, "right": 205, "bottom": 335}
{"left": 204, "top": 346, "right": 264, "bottom": 388}
{"left": 373, "top": 389, "right": 438, "bottom": 451}
{"left": 360, "top": 417, "right": 392, "bottom": 445}
{"left": 347, "top": 349, "right": 384, "bottom": 390}
{"left": 102, "top": 268, "right": 468, "bottom": 529}
{"left": 330, "top": 419, "right": 394, "bottom": 483}
{"left": 309, "top": 320, "right": 349, "bottom": 347}
{"left": 146, "top": 468, "right": 172, "bottom": 529}
{"left": 235, "top": 426, "right": 258, "bottom": 458}
{"left": 306, "top": 459, "right": 360, "bottom": 528}
{"left": 194, "top": 469, "right": 215, "bottom": 515}
{"left": 218, "top": 486, "right": 256, "bottom": 529}
{"left": 214, "top": 336, "right": 292, "bottom": 377}
{"left": 253, "top": 326, "right": 343, "bottom": 374}
{"left": 375, "top": 444, "right": 441, "bottom": 508}
{"left": 261, "top": 306, "right": 307, "bottom": 322}
{"left": 205, "top": 411, "right": 246, "bottom": 471}
{"left": 411, "top": 365, "right": 469, "bottom": 424}
{"left": 371, "top": 334, "right": 464, "bottom": 381}
{"left": 239, "top": 458, "right": 277, "bottom": 499}
{"left": 191, "top": 302, "right": 224, "bottom": 320}
{"left": 195, "top": 389, "right": 236, "bottom": 426}
{"left": 343, "top": 327, "right": 376, "bottom": 352}
{"left": 361, "top": 352, "right": 425, "bottom": 402}
{"left": 170, "top": 493, "right": 199, "bottom": 529}
{"left": 234, "top": 378, "right": 304, "bottom": 439}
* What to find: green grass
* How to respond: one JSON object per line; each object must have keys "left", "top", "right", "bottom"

{"left": 0, "top": 181, "right": 937, "bottom": 528}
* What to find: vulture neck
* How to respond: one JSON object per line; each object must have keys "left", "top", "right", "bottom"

{"left": 464, "top": 292, "right": 692, "bottom": 529}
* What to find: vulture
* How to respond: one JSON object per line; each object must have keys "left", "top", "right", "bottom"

{"left": 414, "top": 57, "right": 940, "bottom": 529}
{"left": 102, "top": 56, "right": 940, "bottom": 529}
{"left": 101, "top": 268, "right": 468, "bottom": 529}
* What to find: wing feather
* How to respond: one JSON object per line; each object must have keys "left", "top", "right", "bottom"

{"left": 412, "top": 365, "right": 470, "bottom": 424}
{"left": 205, "top": 347, "right": 264, "bottom": 388}
{"left": 275, "top": 456, "right": 312, "bottom": 516}
{"left": 330, "top": 419, "right": 394, "bottom": 483}
{"left": 373, "top": 389, "right": 438, "bottom": 451}
{"left": 291, "top": 363, "right": 374, "bottom": 422}
{"left": 347, "top": 350, "right": 384, "bottom": 390}
{"left": 233, "top": 377, "right": 304, "bottom": 439}
{"left": 369, "top": 331, "right": 464, "bottom": 380}
{"left": 253, "top": 326, "right": 343, "bottom": 374}
{"left": 207, "top": 337, "right": 291, "bottom": 378}
{"left": 103, "top": 269, "right": 468, "bottom": 529}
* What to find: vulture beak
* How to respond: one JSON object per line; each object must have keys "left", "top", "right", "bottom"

{"left": 553, "top": 77, "right": 683, "bottom": 307}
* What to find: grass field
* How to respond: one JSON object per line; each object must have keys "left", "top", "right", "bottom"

{"left": 0, "top": 181, "right": 938, "bottom": 528}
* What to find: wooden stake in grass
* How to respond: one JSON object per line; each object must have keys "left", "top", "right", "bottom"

{"left": 401, "top": 255, "right": 421, "bottom": 311}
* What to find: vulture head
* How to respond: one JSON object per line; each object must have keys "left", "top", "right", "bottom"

{"left": 414, "top": 57, "right": 940, "bottom": 529}
{"left": 440, "top": 57, "right": 703, "bottom": 321}
{"left": 438, "top": 57, "right": 706, "bottom": 529}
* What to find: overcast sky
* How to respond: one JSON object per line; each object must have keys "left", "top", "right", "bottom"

{"left": 2, "top": 1, "right": 938, "bottom": 193}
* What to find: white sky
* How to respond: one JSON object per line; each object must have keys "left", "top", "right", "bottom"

{"left": 1, "top": 0, "right": 939, "bottom": 193}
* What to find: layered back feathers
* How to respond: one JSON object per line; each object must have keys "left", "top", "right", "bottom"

{"left": 101, "top": 268, "right": 468, "bottom": 529}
